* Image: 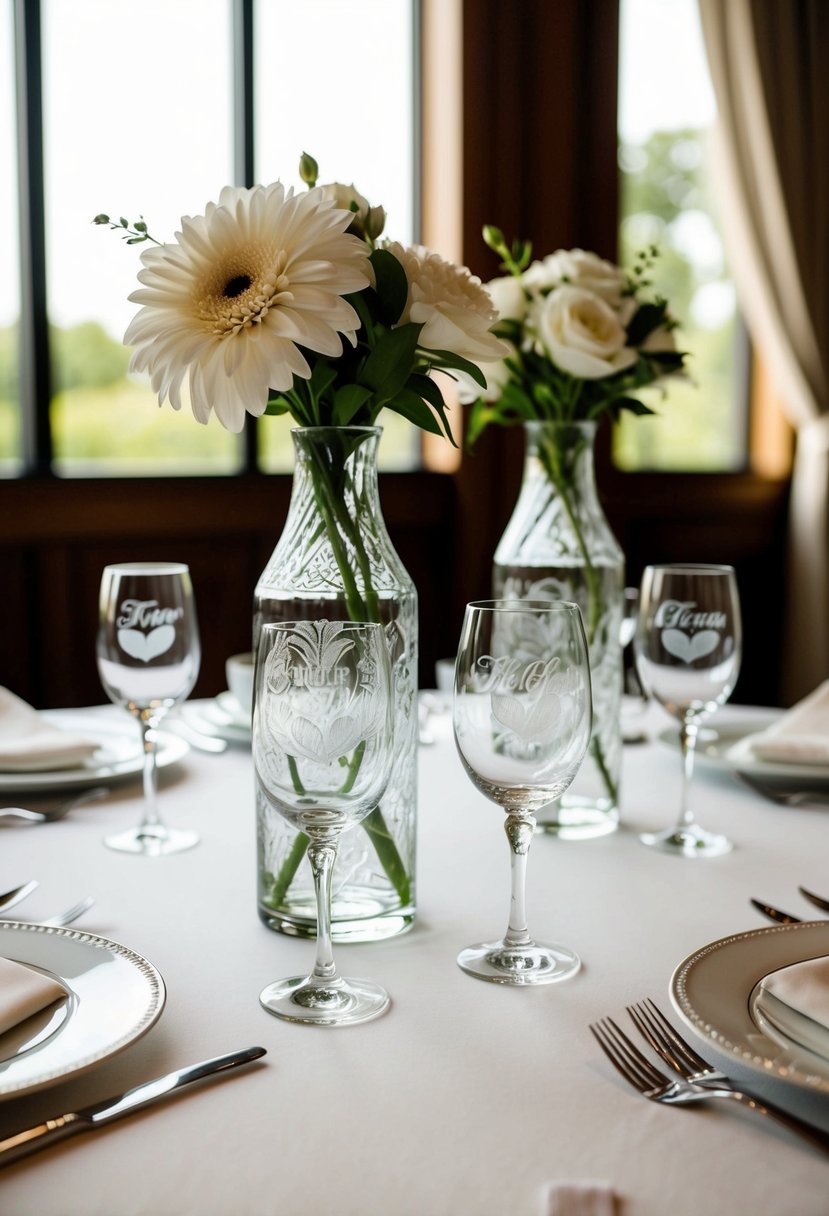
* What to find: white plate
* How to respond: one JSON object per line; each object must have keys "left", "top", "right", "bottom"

{"left": 671, "top": 921, "right": 829, "bottom": 1094}
{"left": 657, "top": 710, "right": 829, "bottom": 783}
{"left": 181, "top": 697, "right": 250, "bottom": 745}
{"left": 0, "top": 713, "right": 188, "bottom": 793}
{"left": 0, "top": 922, "right": 165, "bottom": 1098}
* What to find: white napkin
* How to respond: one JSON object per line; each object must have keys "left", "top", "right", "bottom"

{"left": 544, "top": 1181, "right": 619, "bottom": 1215}
{"left": 0, "top": 687, "right": 99, "bottom": 772}
{"left": 749, "top": 680, "right": 829, "bottom": 764}
{"left": 757, "top": 955, "right": 829, "bottom": 1060}
{"left": 0, "top": 956, "right": 67, "bottom": 1036}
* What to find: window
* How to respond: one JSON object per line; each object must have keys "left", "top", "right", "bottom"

{"left": 615, "top": 0, "right": 744, "bottom": 472}
{"left": 6, "top": 0, "right": 417, "bottom": 479}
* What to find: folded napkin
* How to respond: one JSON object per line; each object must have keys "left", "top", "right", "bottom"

{"left": 749, "top": 680, "right": 829, "bottom": 764}
{"left": 757, "top": 954, "right": 829, "bottom": 1060}
{"left": 544, "top": 1181, "right": 619, "bottom": 1215}
{"left": 0, "top": 686, "right": 99, "bottom": 772}
{"left": 0, "top": 955, "right": 67, "bottom": 1037}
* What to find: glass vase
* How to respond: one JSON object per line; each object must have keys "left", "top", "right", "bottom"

{"left": 493, "top": 420, "right": 623, "bottom": 838}
{"left": 254, "top": 426, "right": 417, "bottom": 941}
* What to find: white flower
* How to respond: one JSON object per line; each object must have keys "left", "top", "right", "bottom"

{"left": 532, "top": 286, "right": 637, "bottom": 380}
{"left": 523, "top": 248, "right": 627, "bottom": 307}
{"left": 455, "top": 341, "right": 517, "bottom": 404}
{"left": 124, "top": 182, "right": 372, "bottom": 431}
{"left": 486, "top": 274, "right": 527, "bottom": 323}
{"left": 319, "top": 182, "right": 386, "bottom": 240}
{"left": 384, "top": 241, "right": 510, "bottom": 363}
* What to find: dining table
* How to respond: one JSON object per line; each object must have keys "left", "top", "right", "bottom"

{"left": 1, "top": 693, "right": 828, "bottom": 1215}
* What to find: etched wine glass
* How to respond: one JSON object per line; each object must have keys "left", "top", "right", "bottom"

{"left": 254, "top": 620, "right": 394, "bottom": 1026}
{"left": 97, "top": 561, "right": 201, "bottom": 855}
{"left": 453, "top": 599, "right": 592, "bottom": 984}
{"left": 634, "top": 563, "right": 742, "bottom": 857}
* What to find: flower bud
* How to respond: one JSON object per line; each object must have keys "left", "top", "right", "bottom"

{"left": 299, "top": 151, "right": 319, "bottom": 187}
{"left": 93, "top": 214, "right": 110, "bottom": 225}
{"left": 365, "top": 205, "right": 387, "bottom": 241}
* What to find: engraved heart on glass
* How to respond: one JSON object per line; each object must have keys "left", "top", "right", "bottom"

{"left": 660, "top": 628, "right": 719, "bottom": 663}
{"left": 490, "top": 691, "right": 562, "bottom": 742}
{"left": 117, "top": 624, "right": 176, "bottom": 662}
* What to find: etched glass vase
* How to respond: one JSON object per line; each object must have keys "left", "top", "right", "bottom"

{"left": 493, "top": 420, "right": 623, "bottom": 838}
{"left": 254, "top": 426, "right": 417, "bottom": 941}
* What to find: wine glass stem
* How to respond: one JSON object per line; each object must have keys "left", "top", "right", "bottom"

{"left": 503, "top": 812, "right": 535, "bottom": 948}
{"left": 677, "top": 718, "right": 699, "bottom": 830}
{"left": 138, "top": 716, "right": 164, "bottom": 834}
{"left": 307, "top": 838, "right": 339, "bottom": 983}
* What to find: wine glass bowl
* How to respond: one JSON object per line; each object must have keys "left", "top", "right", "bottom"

{"left": 253, "top": 619, "right": 394, "bottom": 1026}
{"left": 634, "top": 563, "right": 742, "bottom": 857}
{"left": 96, "top": 561, "right": 200, "bottom": 856}
{"left": 453, "top": 599, "right": 592, "bottom": 984}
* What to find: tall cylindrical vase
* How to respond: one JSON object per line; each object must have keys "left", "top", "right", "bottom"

{"left": 493, "top": 420, "right": 624, "bottom": 838}
{"left": 254, "top": 426, "right": 417, "bottom": 941}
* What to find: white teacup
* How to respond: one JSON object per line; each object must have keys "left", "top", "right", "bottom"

{"left": 225, "top": 652, "right": 254, "bottom": 717}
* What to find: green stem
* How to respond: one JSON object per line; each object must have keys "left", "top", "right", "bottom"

{"left": 266, "top": 431, "right": 411, "bottom": 912}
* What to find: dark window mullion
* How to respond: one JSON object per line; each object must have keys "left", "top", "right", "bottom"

{"left": 13, "top": 0, "right": 51, "bottom": 476}
{"left": 233, "top": 0, "right": 258, "bottom": 474}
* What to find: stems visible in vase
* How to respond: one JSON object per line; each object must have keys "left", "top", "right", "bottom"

{"left": 265, "top": 429, "right": 411, "bottom": 911}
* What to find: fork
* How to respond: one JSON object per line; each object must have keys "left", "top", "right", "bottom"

{"left": 0, "top": 786, "right": 109, "bottom": 824}
{"left": 0, "top": 881, "right": 39, "bottom": 912}
{"left": 1, "top": 896, "right": 95, "bottom": 929}
{"left": 590, "top": 1011, "right": 829, "bottom": 1154}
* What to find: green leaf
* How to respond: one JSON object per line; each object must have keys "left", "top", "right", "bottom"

{"left": 264, "top": 398, "right": 292, "bottom": 416}
{"left": 611, "top": 395, "right": 657, "bottom": 417}
{"left": 359, "top": 323, "right": 422, "bottom": 402}
{"left": 626, "top": 301, "right": 668, "bottom": 345}
{"left": 384, "top": 387, "right": 445, "bottom": 436}
{"left": 369, "top": 248, "right": 409, "bottom": 324}
{"left": 407, "top": 374, "right": 456, "bottom": 444}
{"left": 425, "top": 349, "right": 487, "bottom": 389}
{"left": 333, "top": 383, "right": 373, "bottom": 426}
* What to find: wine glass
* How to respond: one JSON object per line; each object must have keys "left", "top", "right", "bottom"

{"left": 453, "top": 599, "right": 592, "bottom": 984}
{"left": 634, "top": 563, "right": 742, "bottom": 857}
{"left": 254, "top": 620, "right": 394, "bottom": 1026}
{"left": 97, "top": 562, "right": 201, "bottom": 855}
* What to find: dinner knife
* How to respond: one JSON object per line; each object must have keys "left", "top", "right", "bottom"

{"left": 0, "top": 1044, "right": 266, "bottom": 1167}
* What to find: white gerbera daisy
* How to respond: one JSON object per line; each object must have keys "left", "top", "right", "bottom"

{"left": 383, "top": 241, "right": 510, "bottom": 364}
{"left": 124, "top": 182, "right": 372, "bottom": 431}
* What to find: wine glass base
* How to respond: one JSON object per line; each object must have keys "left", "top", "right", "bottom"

{"left": 104, "top": 825, "right": 200, "bottom": 856}
{"left": 259, "top": 975, "right": 390, "bottom": 1026}
{"left": 639, "top": 824, "right": 732, "bottom": 858}
{"left": 457, "top": 940, "right": 581, "bottom": 986}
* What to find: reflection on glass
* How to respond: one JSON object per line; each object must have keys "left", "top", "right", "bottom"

{"left": 42, "top": 0, "right": 238, "bottom": 475}
{"left": 0, "top": 0, "right": 21, "bottom": 475}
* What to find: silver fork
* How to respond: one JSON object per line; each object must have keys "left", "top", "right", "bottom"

{"left": 590, "top": 1012, "right": 829, "bottom": 1154}
{"left": 1, "top": 896, "right": 95, "bottom": 929}
{"left": 0, "top": 786, "right": 109, "bottom": 824}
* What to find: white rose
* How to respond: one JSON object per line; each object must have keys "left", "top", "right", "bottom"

{"left": 533, "top": 285, "right": 637, "bottom": 380}
{"left": 385, "top": 241, "right": 510, "bottom": 363}
{"left": 524, "top": 248, "right": 626, "bottom": 306}
{"left": 485, "top": 274, "right": 527, "bottom": 323}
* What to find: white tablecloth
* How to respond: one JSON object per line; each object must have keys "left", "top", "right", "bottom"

{"left": 1, "top": 699, "right": 828, "bottom": 1215}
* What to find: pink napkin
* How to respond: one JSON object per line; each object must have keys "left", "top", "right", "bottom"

{"left": 0, "top": 687, "right": 99, "bottom": 772}
{"left": 0, "top": 956, "right": 67, "bottom": 1036}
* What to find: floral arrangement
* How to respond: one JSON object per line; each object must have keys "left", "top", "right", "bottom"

{"left": 462, "top": 227, "right": 687, "bottom": 445}
{"left": 95, "top": 154, "right": 507, "bottom": 439}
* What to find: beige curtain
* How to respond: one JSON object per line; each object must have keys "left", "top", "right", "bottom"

{"left": 698, "top": 0, "right": 829, "bottom": 703}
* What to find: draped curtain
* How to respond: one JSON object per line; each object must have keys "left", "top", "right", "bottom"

{"left": 698, "top": 0, "right": 829, "bottom": 703}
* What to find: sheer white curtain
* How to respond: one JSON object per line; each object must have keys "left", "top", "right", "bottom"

{"left": 698, "top": 0, "right": 829, "bottom": 703}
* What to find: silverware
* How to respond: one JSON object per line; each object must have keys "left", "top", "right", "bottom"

{"left": 590, "top": 1008, "right": 829, "bottom": 1154}
{"left": 799, "top": 886, "right": 829, "bottom": 913}
{"left": 155, "top": 718, "right": 227, "bottom": 754}
{"left": 0, "top": 1045, "right": 266, "bottom": 1167}
{"left": 735, "top": 772, "right": 829, "bottom": 807}
{"left": 0, "top": 787, "right": 109, "bottom": 824}
{"left": 1, "top": 897, "right": 95, "bottom": 929}
{"left": 750, "top": 898, "right": 802, "bottom": 924}
{"left": 0, "top": 881, "right": 38, "bottom": 912}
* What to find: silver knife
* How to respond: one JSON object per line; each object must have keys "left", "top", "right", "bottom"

{"left": 0, "top": 1045, "right": 266, "bottom": 1167}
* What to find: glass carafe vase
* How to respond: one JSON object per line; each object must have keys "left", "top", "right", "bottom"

{"left": 254, "top": 426, "right": 417, "bottom": 941}
{"left": 493, "top": 420, "right": 623, "bottom": 838}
